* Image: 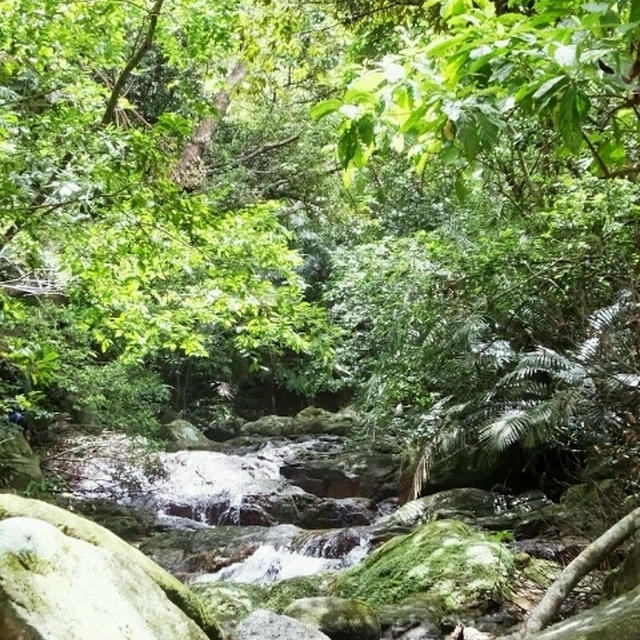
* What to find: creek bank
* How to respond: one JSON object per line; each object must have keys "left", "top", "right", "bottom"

{"left": 23, "top": 407, "right": 640, "bottom": 639}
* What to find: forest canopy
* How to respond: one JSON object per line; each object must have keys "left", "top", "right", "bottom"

{"left": 1, "top": 0, "right": 639, "bottom": 489}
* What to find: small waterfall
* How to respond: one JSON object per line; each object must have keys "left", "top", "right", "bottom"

{"left": 49, "top": 431, "right": 377, "bottom": 584}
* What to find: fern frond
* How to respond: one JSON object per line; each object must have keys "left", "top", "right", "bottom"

{"left": 480, "top": 409, "right": 531, "bottom": 453}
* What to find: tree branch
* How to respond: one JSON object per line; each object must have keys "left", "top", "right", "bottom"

{"left": 102, "top": 0, "right": 165, "bottom": 126}
{"left": 517, "top": 505, "right": 640, "bottom": 636}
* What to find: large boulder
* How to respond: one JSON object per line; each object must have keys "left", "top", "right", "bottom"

{"left": 333, "top": 520, "right": 513, "bottom": 614}
{"left": 0, "top": 423, "right": 42, "bottom": 490}
{"left": 285, "top": 596, "right": 381, "bottom": 640}
{"left": 292, "top": 407, "right": 359, "bottom": 437}
{"left": 523, "top": 581, "right": 640, "bottom": 640}
{"left": 233, "top": 609, "right": 331, "bottom": 640}
{"left": 161, "top": 419, "right": 213, "bottom": 450}
{"left": 0, "top": 494, "right": 221, "bottom": 638}
{"left": 0, "top": 516, "right": 209, "bottom": 640}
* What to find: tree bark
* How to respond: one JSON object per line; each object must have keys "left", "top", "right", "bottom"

{"left": 519, "top": 505, "right": 640, "bottom": 636}
{"left": 171, "top": 60, "right": 246, "bottom": 190}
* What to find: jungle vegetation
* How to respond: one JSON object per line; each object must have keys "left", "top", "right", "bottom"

{"left": 1, "top": 0, "right": 640, "bottom": 487}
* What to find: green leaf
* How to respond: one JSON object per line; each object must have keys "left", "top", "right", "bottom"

{"left": 310, "top": 99, "right": 342, "bottom": 120}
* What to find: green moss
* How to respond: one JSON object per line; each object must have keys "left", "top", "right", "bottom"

{"left": 0, "top": 551, "right": 54, "bottom": 575}
{"left": 191, "top": 582, "right": 265, "bottom": 624}
{"left": 521, "top": 558, "right": 560, "bottom": 588}
{"left": 265, "top": 574, "right": 331, "bottom": 613}
{"left": 332, "top": 520, "right": 513, "bottom": 613}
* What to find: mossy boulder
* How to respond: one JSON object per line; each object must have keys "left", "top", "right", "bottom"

{"left": 284, "top": 596, "right": 381, "bottom": 640}
{"left": 333, "top": 520, "right": 513, "bottom": 614}
{"left": 0, "top": 423, "right": 42, "bottom": 490}
{"left": 0, "top": 516, "right": 210, "bottom": 640}
{"left": 292, "top": 407, "right": 358, "bottom": 436}
{"left": 0, "top": 494, "right": 221, "bottom": 639}
{"left": 191, "top": 581, "right": 265, "bottom": 631}
{"left": 241, "top": 415, "right": 294, "bottom": 437}
{"left": 524, "top": 581, "right": 640, "bottom": 640}
{"left": 161, "top": 419, "right": 213, "bottom": 450}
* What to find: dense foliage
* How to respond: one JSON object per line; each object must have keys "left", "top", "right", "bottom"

{"left": 2, "top": 0, "right": 640, "bottom": 489}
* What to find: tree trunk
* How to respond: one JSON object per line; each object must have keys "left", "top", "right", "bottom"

{"left": 171, "top": 61, "right": 246, "bottom": 191}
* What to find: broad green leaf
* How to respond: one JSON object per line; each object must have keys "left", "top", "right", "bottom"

{"left": 311, "top": 99, "right": 342, "bottom": 120}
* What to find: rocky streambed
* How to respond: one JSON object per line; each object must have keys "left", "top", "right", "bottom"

{"left": 1, "top": 407, "right": 636, "bottom": 639}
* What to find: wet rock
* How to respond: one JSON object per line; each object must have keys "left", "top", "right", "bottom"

{"left": 161, "top": 419, "right": 213, "bottom": 450}
{"left": 523, "top": 581, "right": 640, "bottom": 640}
{"left": 139, "top": 524, "right": 301, "bottom": 578}
{"left": 0, "top": 494, "right": 221, "bottom": 638}
{"left": 282, "top": 449, "right": 399, "bottom": 501}
{"left": 241, "top": 415, "right": 294, "bottom": 437}
{"left": 380, "top": 489, "right": 506, "bottom": 532}
{"left": 285, "top": 596, "right": 381, "bottom": 640}
{"left": 0, "top": 516, "right": 213, "bottom": 640}
{"left": 378, "top": 598, "right": 442, "bottom": 640}
{"left": 333, "top": 520, "right": 513, "bottom": 613}
{"left": 51, "top": 496, "right": 155, "bottom": 541}
{"left": 511, "top": 538, "right": 583, "bottom": 562}
{"left": 205, "top": 415, "right": 244, "bottom": 442}
{"left": 0, "top": 422, "right": 42, "bottom": 490}
{"left": 232, "top": 609, "right": 331, "bottom": 640}
{"left": 292, "top": 407, "right": 359, "bottom": 437}
{"left": 241, "top": 407, "right": 359, "bottom": 439}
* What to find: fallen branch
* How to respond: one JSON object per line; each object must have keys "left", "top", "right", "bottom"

{"left": 514, "top": 505, "right": 640, "bottom": 636}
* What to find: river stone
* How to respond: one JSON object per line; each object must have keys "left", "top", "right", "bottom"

{"left": 333, "top": 519, "right": 513, "bottom": 613}
{"left": 161, "top": 419, "right": 213, "bottom": 450}
{"left": 0, "top": 494, "right": 221, "bottom": 638}
{"left": 285, "top": 596, "right": 381, "bottom": 640}
{"left": 233, "top": 609, "right": 331, "bottom": 640}
{"left": 0, "top": 516, "right": 209, "bottom": 640}
{"left": 241, "top": 415, "right": 294, "bottom": 437}
{"left": 377, "top": 599, "right": 442, "bottom": 640}
{"left": 139, "top": 524, "right": 301, "bottom": 578}
{"left": 523, "top": 581, "right": 640, "bottom": 640}
{"left": 380, "top": 489, "right": 506, "bottom": 531}
{"left": 0, "top": 423, "right": 42, "bottom": 490}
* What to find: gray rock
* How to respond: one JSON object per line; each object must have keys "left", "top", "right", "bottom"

{"left": 161, "top": 419, "right": 212, "bottom": 450}
{"left": 0, "top": 516, "right": 210, "bottom": 640}
{"left": 233, "top": 609, "right": 331, "bottom": 640}
{"left": 378, "top": 599, "right": 441, "bottom": 640}
{"left": 285, "top": 596, "right": 380, "bottom": 640}
{"left": 0, "top": 423, "right": 42, "bottom": 489}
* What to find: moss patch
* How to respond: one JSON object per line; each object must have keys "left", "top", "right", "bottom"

{"left": 191, "top": 581, "right": 265, "bottom": 626}
{"left": 332, "top": 519, "right": 513, "bottom": 613}
{"left": 265, "top": 574, "right": 331, "bottom": 613}
{"left": 0, "top": 551, "right": 53, "bottom": 575}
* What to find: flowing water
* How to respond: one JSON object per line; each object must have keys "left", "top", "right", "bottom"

{"left": 50, "top": 431, "right": 376, "bottom": 584}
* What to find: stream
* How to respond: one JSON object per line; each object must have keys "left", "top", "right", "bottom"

{"left": 48, "top": 428, "right": 390, "bottom": 585}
